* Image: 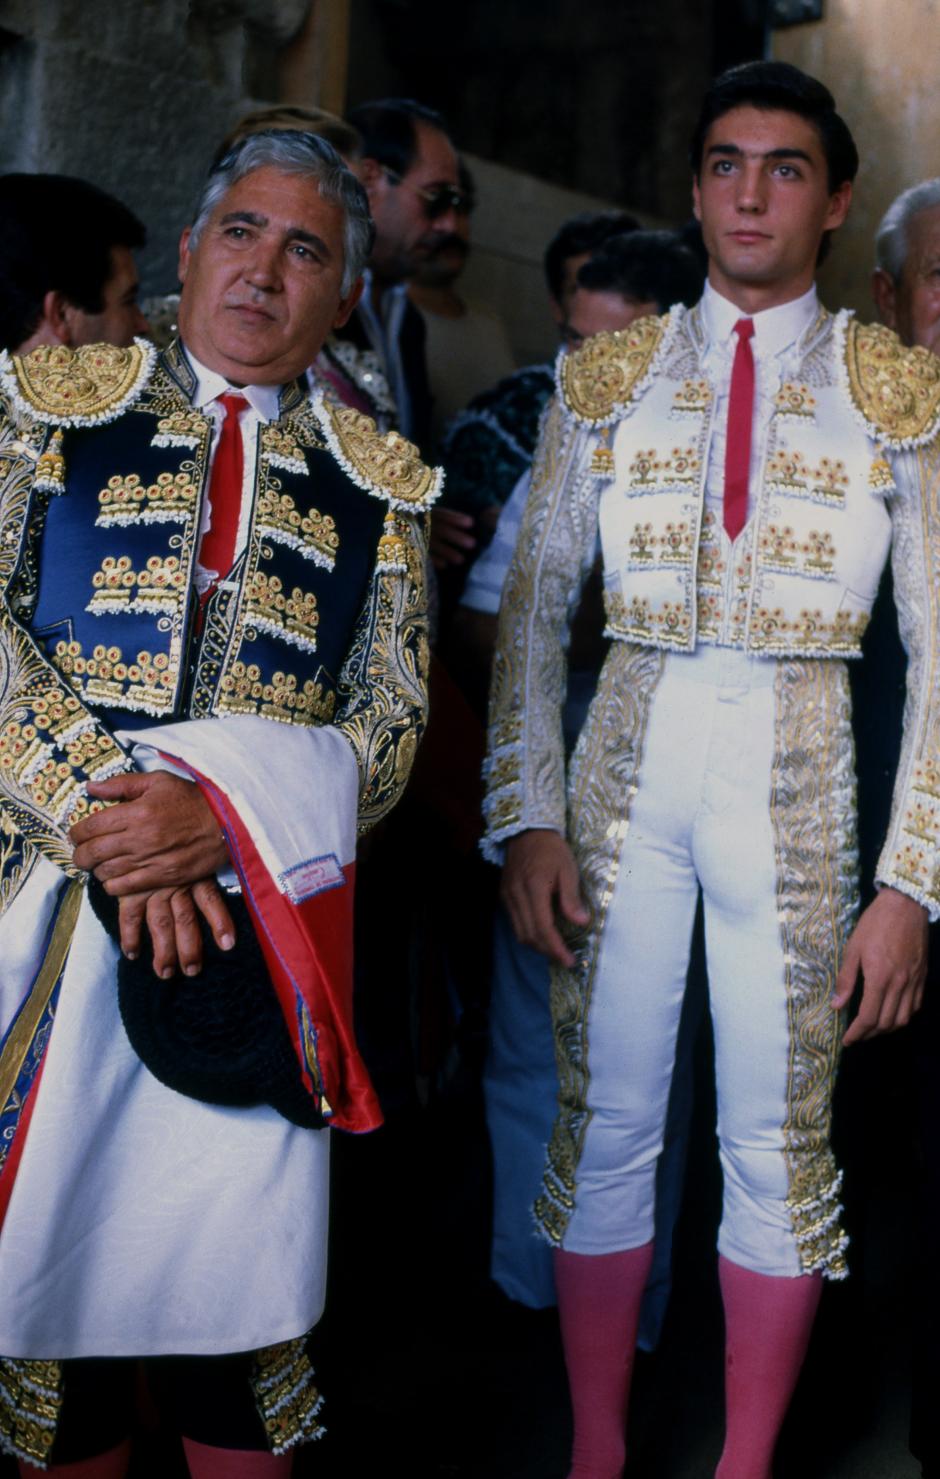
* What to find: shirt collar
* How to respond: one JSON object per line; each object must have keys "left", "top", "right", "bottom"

{"left": 702, "top": 280, "right": 819, "bottom": 361}
{"left": 182, "top": 344, "right": 281, "bottom": 423}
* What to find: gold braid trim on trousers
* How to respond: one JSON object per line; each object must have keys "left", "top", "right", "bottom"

{"left": 771, "top": 660, "right": 856, "bottom": 1279}
{"left": 536, "top": 642, "right": 665, "bottom": 1243}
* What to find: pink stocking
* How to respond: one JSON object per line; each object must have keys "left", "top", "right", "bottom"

{"left": 182, "top": 1438, "right": 293, "bottom": 1477}
{"left": 716, "top": 1255, "right": 822, "bottom": 1479}
{"left": 18, "top": 1439, "right": 132, "bottom": 1478}
{"left": 553, "top": 1241, "right": 655, "bottom": 1479}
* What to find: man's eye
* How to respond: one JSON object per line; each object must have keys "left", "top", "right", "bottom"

{"left": 714, "top": 160, "right": 735, "bottom": 175}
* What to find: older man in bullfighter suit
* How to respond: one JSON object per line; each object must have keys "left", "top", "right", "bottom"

{"left": 483, "top": 62, "right": 940, "bottom": 1479}
{"left": 0, "top": 131, "right": 437, "bottom": 1476}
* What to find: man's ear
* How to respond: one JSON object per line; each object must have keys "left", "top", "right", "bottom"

{"left": 692, "top": 175, "right": 702, "bottom": 224}
{"left": 42, "top": 289, "right": 76, "bottom": 346}
{"left": 824, "top": 179, "right": 853, "bottom": 235}
{"left": 332, "top": 275, "right": 365, "bottom": 331}
{"left": 872, "top": 267, "right": 899, "bottom": 330}
{"left": 357, "top": 157, "right": 384, "bottom": 197}
{"left": 177, "top": 226, "right": 193, "bottom": 285}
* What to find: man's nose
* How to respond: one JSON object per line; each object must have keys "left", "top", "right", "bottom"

{"left": 736, "top": 164, "right": 767, "bottom": 212}
{"left": 431, "top": 202, "right": 461, "bottom": 236}
{"left": 244, "top": 238, "right": 282, "bottom": 289}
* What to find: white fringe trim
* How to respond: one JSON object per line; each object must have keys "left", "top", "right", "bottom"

{"left": 257, "top": 524, "right": 335, "bottom": 570}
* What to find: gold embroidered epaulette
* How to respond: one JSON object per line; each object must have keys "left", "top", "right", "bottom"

{"left": 559, "top": 314, "right": 669, "bottom": 426}
{"left": 314, "top": 397, "right": 443, "bottom": 512}
{"left": 0, "top": 338, "right": 156, "bottom": 427}
{"left": 842, "top": 318, "right": 940, "bottom": 448}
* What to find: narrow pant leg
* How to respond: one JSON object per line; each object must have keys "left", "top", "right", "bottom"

{"left": 695, "top": 655, "right": 853, "bottom": 1278}
{"left": 484, "top": 905, "right": 558, "bottom": 1307}
{"left": 543, "top": 644, "right": 709, "bottom": 1255}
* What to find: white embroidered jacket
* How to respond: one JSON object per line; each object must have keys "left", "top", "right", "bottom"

{"left": 482, "top": 305, "right": 940, "bottom": 917}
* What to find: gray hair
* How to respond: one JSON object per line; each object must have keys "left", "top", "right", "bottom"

{"left": 875, "top": 178, "right": 940, "bottom": 281}
{"left": 189, "top": 130, "right": 374, "bottom": 295}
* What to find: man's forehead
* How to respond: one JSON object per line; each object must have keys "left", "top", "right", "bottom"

{"left": 211, "top": 166, "right": 339, "bottom": 228}
{"left": 704, "top": 105, "right": 825, "bottom": 159}
{"left": 408, "top": 122, "right": 458, "bottom": 185}
{"left": 908, "top": 203, "right": 940, "bottom": 264}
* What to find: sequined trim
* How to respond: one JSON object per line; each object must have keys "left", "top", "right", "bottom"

{"left": 770, "top": 660, "right": 855, "bottom": 1279}
{"left": 535, "top": 642, "right": 665, "bottom": 1244}
{"left": 251, "top": 1338, "right": 325, "bottom": 1455}
{"left": 0, "top": 339, "right": 155, "bottom": 427}
{"left": 0, "top": 1358, "right": 62, "bottom": 1468}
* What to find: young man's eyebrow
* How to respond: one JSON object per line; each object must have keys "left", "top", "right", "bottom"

{"left": 705, "top": 144, "right": 814, "bottom": 164}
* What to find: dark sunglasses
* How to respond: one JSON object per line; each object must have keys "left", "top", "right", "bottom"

{"left": 382, "top": 167, "right": 472, "bottom": 220}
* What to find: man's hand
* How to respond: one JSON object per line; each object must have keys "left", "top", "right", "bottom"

{"left": 833, "top": 887, "right": 929, "bottom": 1045}
{"left": 502, "top": 829, "right": 590, "bottom": 968}
{"left": 119, "top": 878, "right": 236, "bottom": 979}
{"left": 430, "top": 506, "right": 477, "bottom": 569}
{"left": 70, "top": 771, "right": 231, "bottom": 896}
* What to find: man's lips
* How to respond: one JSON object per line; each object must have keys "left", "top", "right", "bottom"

{"left": 227, "top": 302, "right": 277, "bottom": 322}
{"left": 728, "top": 230, "right": 771, "bottom": 244}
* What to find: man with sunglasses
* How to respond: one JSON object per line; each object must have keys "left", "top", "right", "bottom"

{"left": 344, "top": 97, "right": 463, "bottom": 456}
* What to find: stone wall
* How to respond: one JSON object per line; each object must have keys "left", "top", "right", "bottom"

{"left": 0, "top": 0, "right": 341, "bottom": 291}
{"left": 774, "top": 1, "right": 940, "bottom": 318}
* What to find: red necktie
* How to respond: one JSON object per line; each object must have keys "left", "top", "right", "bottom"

{"left": 199, "top": 393, "right": 245, "bottom": 603}
{"left": 723, "top": 317, "right": 755, "bottom": 541}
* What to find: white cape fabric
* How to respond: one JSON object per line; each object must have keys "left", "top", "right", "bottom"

{"left": 0, "top": 715, "right": 359, "bottom": 1358}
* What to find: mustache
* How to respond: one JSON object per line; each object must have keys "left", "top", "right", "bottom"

{"left": 423, "top": 233, "right": 470, "bottom": 260}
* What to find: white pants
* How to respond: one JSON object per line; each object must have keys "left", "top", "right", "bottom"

{"left": 537, "top": 643, "right": 855, "bottom": 1280}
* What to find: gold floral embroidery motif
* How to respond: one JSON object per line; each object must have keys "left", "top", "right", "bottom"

{"left": 256, "top": 486, "right": 338, "bottom": 569}
{"left": 150, "top": 407, "right": 208, "bottom": 449}
{"left": 626, "top": 518, "right": 696, "bottom": 569}
{"left": 96, "top": 471, "right": 198, "bottom": 526}
{"left": 843, "top": 318, "right": 940, "bottom": 447}
{"left": 774, "top": 381, "right": 817, "bottom": 421}
{"left": 748, "top": 606, "right": 868, "bottom": 654}
{"left": 670, "top": 377, "right": 712, "bottom": 416}
{"left": 766, "top": 450, "right": 848, "bottom": 506}
{"left": 802, "top": 530, "right": 836, "bottom": 576}
{"left": 260, "top": 422, "right": 308, "bottom": 473}
{"left": 243, "top": 571, "right": 320, "bottom": 653}
{"left": 810, "top": 457, "right": 849, "bottom": 502}
{"left": 52, "top": 638, "right": 179, "bottom": 717}
{"left": 86, "top": 553, "right": 186, "bottom": 615}
{"left": 627, "top": 449, "right": 661, "bottom": 489}
{"left": 536, "top": 642, "right": 665, "bottom": 1244}
{"left": 559, "top": 316, "right": 666, "bottom": 424}
{"left": 758, "top": 525, "right": 836, "bottom": 581}
{"left": 629, "top": 522, "right": 655, "bottom": 562}
{"left": 766, "top": 449, "right": 810, "bottom": 496}
{"left": 771, "top": 660, "right": 854, "bottom": 1278}
{"left": 604, "top": 591, "right": 692, "bottom": 647}
{"left": 216, "top": 661, "right": 337, "bottom": 725}
{"left": 760, "top": 524, "right": 800, "bottom": 569}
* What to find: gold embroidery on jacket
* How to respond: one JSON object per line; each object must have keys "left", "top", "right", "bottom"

{"left": 843, "top": 319, "right": 940, "bottom": 446}
{"left": 96, "top": 470, "right": 198, "bottom": 526}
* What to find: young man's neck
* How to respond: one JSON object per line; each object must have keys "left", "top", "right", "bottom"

{"left": 706, "top": 267, "right": 817, "bottom": 316}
